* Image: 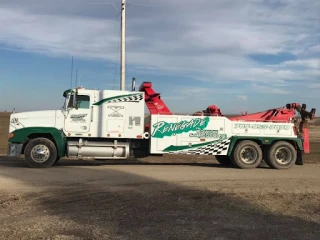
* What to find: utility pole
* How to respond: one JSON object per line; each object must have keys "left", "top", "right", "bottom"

{"left": 120, "top": 0, "right": 126, "bottom": 91}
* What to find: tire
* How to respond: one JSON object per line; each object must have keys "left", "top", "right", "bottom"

{"left": 215, "top": 155, "right": 232, "bottom": 166}
{"left": 24, "top": 138, "right": 57, "bottom": 168}
{"left": 231, "top": 140, "right": 263, "bottom": 169}
{"left": 265, "top": 141, "right": 297, "bottom": 169}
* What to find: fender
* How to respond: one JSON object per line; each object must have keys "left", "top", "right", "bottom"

{"left": 9, "top": 127, "right": 66, "bottom": 157}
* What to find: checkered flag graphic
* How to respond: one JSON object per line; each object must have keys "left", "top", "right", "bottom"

{"left": 106, "top": 94, "right": 143, "bottom": 103}
{"left": 169, "top": 138, "right": 231, "bottom": 156}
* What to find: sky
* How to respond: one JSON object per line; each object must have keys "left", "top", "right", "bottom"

{"left": 0, "top": 0, "right": 319, "bottom": 115}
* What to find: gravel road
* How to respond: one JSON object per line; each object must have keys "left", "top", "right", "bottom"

{"left": 0, "top": 157, "right": 319, "bottom": 240}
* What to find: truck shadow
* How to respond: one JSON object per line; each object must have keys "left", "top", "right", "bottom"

{"left": 0, "top": 156, "right": 226, "bottom": 168}
{"left": 0, "top": 159, "right": 318, "bottom": 239}
{"left": 0, "top": 156, "right": 271, "bottom": 169}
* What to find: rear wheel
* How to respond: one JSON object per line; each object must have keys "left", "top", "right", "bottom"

{"left": 215, "top": 155, "right": 232, "bottom": 166}
{"left": 231, "top": 140, "right": 263, "bottom": 169}
{"left": 24, "top": 138, "right": 57, "bottom": 168}
{"left": 265, "top": 141, "right": 297, "bottom": 169}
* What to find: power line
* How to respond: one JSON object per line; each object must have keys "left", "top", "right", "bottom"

{"left": 88, "top": 0, "right": 121, "bottom": 21}
{"left": 127, "top": 3, "right": 156, "bottom": 8}
{"left": 88, "top": 0, "right": 118, "bottom": 11}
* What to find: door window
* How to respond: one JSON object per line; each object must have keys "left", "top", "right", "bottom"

{"left": 68, "top": 95, "right": 90, "bottom": 109}
{"left": 77, "top": 95, "right": 90, "bottom": 109}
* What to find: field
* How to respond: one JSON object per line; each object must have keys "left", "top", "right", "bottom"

{"left": 0, "top": 112, "right": 320, "bottom": 239}
{"left": 0, "top": 112, "right": 10, "bottom": 154}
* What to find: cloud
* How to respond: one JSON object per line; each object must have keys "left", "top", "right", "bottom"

{"left": 237, "top": 95, "right": 248, "bottom": 101}
{"left": 251, "top": 83, "right": 292, "bottom": 95}
{"left": 170, "top": 86, "right": 212, "bottom": 100}
{"left": 281, "top": 59, "right": 320, "bottom": 69}
{"left": 307, "top": 84, "right": 320, "bottom": 89}
{"left": 0, "top": 0, "right": 319, "bottom": 88}
{"left": 0, "top": 8, "right": 120, "bottom": 60}
{"left": 309, "top": 45, "right": 320, "bottom": 52}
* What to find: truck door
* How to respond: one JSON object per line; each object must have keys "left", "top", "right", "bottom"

{"left": 64, "top": 94, "right": 92, "bottom": 133}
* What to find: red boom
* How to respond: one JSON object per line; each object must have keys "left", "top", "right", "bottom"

{"left": 139, "top": 82, "right": 172, "bottom": 115}
{"left": 193, "top": 102, "right": 316, "bottom": 154}
{"left": 228, "top": 103, "right": 300, "bottom": 123}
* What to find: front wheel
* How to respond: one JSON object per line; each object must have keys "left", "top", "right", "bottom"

{"left": 24, "top": 138, "right": 57, "bottom": 168}
{"left": 231, "top": 140, "right": 263, "bottom": 169}
{"left": 265, "top": 141, "right": 297, "bottom": 169}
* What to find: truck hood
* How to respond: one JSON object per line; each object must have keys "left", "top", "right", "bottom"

{"left": 9, "top": 110, "right": 65, "bottom": 133}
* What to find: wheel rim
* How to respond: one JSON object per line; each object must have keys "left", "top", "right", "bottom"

{"left": 240, "top": 146, "right": 258, "bottom": 164}
{"left": 31, "top": 144, "right": 50, "bottom": 163}
{"left": 275, "top": 147, "right": 292, "bottom": 165}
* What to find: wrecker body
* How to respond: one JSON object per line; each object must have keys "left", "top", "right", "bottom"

{"left": 7, "top": 80, "right": 316, "bottom": 169}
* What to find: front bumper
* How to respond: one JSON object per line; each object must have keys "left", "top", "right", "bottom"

{"left": 7, "top": 143, "right": 23, "bottom": 157}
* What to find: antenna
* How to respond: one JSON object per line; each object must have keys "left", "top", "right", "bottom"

{"left": 120, "top": 0, "right": 126, "bottom": 91}
{"left": 70, "top": 56, "right": 74, "bottom": 88}
{"left": 75, "top": 69, "right": 78, "bottom": 88}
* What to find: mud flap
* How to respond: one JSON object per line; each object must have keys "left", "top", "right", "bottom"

{"left": 302, "top": 128, "right": 310, "bottom": 153}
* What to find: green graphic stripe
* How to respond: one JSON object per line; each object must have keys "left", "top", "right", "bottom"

{"left": 93, "top": 93, "right": 142, "bottom": 106}
{"left": 163, "top": 138, "right": 224, "bottom": 152}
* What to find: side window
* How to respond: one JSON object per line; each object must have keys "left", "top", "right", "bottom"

{"left": 67, "top": 95, "right": 90, "bottom": 109}
{"left": 77, "top": 95, "right": 90, "bottom": 109}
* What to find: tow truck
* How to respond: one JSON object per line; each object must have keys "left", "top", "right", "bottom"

{"left": 7, "top": 79, "right": 316, "bottom": 169}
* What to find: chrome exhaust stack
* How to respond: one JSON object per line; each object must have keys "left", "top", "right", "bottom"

{"left": 132, "top": 77, "right": 136, "bottom": 91}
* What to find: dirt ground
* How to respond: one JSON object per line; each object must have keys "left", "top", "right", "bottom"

{"left": 0, "top": 158, "right": 320, "bottom": 240}
{"left": 0, "top": 112, "right": 320, "bottom": 239}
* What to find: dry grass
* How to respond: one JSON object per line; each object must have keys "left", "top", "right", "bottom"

{"left": 0, "top": 112, "right": 10, "bottom": 154}
{"left": 310, "top": 118, "right": 320, "bottom": 126}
